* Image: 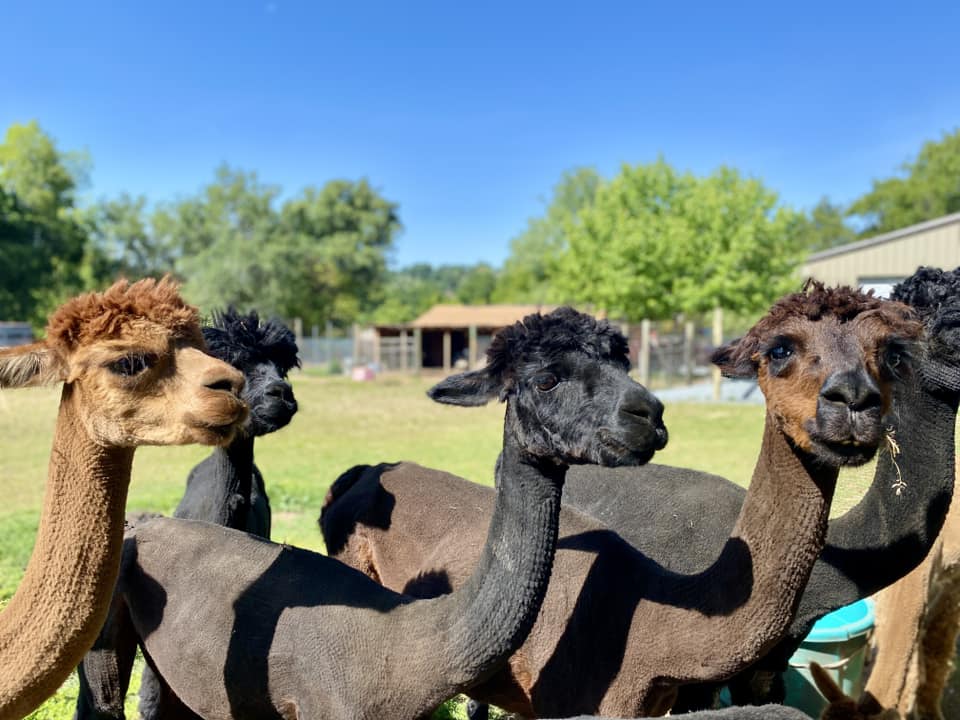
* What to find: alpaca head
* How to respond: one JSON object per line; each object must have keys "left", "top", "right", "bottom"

{"left": 891, "top": 265, "right": 960, "bottom": 395}
{"left": 0, "top": 277, "right": 247, "bottom": 447}
{"left": 428, "top": 306, "right": 668, "bottom": 467}
{"left": 203, "top": 308, "right": 300, "bottom": 437}
{"left": 713, "top": 281, "right": 922, "bottom": 467}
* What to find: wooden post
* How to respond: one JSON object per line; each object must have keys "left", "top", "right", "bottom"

{"left": 325, "top": 321, "right": 333, "bottom": 368}
{"left": 400, "top": 329, "right": 409, "bottom": 372}
{"left": 468, "top": 324, "right": 478, "bottom": 369}
{"left": 373, "top": 330, "right": 381, "bottom": 370}
{"left": 413, "top": 327, "right": 422, "bottom": 375}
{"left": 352, "top": 323, "right": 361, "bottom": 368}
{"left": 293, "top": 318, "right": 303, "bottom": 348}
{"left": 712, "top": 306, "right": 724, "bottom": 402}
{"left": 638, "top": 319, "right": 651, "bottom": 389}
{"left": 443, "top": 330, "right": 452, "bottom": 373}
{"left": 683, "top": 319, "right": 695, "bottom": 386}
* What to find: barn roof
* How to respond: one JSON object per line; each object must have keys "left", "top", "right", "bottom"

{"left": 807, "top": 211, "right": 960, "bottom": 262}
{"left": 411, "top": 304, "right": 556, "bottom": 329}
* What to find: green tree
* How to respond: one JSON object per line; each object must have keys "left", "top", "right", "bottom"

{"left": 493, "top": 167, "right": 601, "bottom": 303}
{"left": 277, "top": 179, "right": 401, "bottom": 328}
{"left": 557, "top": 159, "right": 803, "bottom": 321}
{"left": 89, "top": 193, "right": 176, "bottom": 281}
{"left": 0, "top": 122, "right": 89, "bottom": 325}
{"left": 0, "top": 120, "right": 88, "bottom": 219}
{"left": 374, "top": 264, "right": 444, "bottom": 324}
{"left": 796, "top": 198, "right": 858, "bottom": 252}
{"left": 455, "top": 262, "right": 497, "bottom": 304}
{"left": 153, "top": 165, "right": 282, "bottom": 315}
{"left": 849, "top": 128, "right": 960, "bottom": 234}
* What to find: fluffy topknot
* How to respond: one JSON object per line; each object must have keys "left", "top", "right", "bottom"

{"left": 485, "top": 306, "right": 630, "bottom": 377}
{"left": 891, "top": 266, "right": 960, "bottom": 318}
{"left": 203, "top": 308, "right": 301, "bottom": 375}
{"left": 762, "top": 279, "right": 884, "bottom": 327}
{"left": 45, "top": 277, "right": 200, "bottom": 352}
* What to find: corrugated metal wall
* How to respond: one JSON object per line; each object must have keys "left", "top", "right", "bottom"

{"left": 802, "top": 215, "right": 960, "bottom": 289}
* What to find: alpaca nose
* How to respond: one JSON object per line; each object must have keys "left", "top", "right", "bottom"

{"left": 619, "top": 385, "right": 664, "bottom": 425}
{"left": 266, "top": 380, "right": 295, "bottom": 404}
{"left": 205, "top": 365, "right": 245, "bottom": 397}
{"left": 819, "top": 369, "right": 882, "bottom": 413}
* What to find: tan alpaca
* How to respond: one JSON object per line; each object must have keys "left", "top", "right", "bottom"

{"left": 863, "top": 459, "right": 960, "bottom": 720}
{"left": 0, "top": 278, "right": 247, "bottom": 720}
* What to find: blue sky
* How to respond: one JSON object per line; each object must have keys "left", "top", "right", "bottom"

{"left": 3, "top": 1, "right": 959, "bottom": 267}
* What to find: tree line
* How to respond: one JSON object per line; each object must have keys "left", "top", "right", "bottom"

{"left": 2, "top": 120, "right": 958, "bottom": 330}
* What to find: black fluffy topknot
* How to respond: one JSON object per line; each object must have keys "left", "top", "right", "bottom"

{"left": 891, "top": 266, "right": 960, "bottom": 319}
{"left": 485, "top": 306, "right": 630, "bottom": 378}
{"left": 203, "top": 307, "right": 301, "bottom": 375}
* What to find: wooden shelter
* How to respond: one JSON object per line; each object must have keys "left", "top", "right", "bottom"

{"left": 373, "top": 304, "right": 554, "bottom": 372}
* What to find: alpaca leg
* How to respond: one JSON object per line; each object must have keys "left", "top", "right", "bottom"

{"left": 137, "top": 664, "right": 201, "bottom": 720}
{"left": 75, "top": 596, "right": 138, "bottom": 720}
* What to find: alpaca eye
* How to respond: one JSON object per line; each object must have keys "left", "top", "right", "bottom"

{"left": 109, "top": 353, "right": 157, "bottom": 377}
{"left": 768, "top": 343, "right": 793, "bottom": 362}
{"left": 534, "top": 372, "right": 559, "bottom": 392}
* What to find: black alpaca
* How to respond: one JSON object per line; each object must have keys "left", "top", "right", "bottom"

{"left": 86, "top": 308, "right": 300, "bottom": 720}
{"left": 173, "top": 307, "right": 299, "bottom": 536}
{"left": 74, "top": 307, "right": 667, "bottom": 720}
{"left": 562, "top": 266, "right": 960, "bottom": 711}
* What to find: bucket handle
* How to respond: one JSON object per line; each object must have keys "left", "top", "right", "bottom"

{"left": 789, "top": 655, "right": 856, "bottom": 671}
{"left": 788, "top": 631, "right": 871, "bottom": 671}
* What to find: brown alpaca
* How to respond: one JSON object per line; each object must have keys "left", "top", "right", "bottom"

{"left": 810, "top": 662, "right": 901, "bottom": 719}
{"left": 321, "top": 284, "right": 922, "bottom": 717}
{"left": 863, "top": 458, "right": 960, "bottom": 720}
{"left": 0, "top": 278, "right": 247, "bottom": 720}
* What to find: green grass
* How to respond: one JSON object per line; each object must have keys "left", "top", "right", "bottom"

{"left": 0, "top": 373, "right": 884, "bottom": 719}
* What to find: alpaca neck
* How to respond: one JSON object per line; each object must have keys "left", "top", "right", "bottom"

{"left": 177, "top": 436, "right": 255, "bottom": 530}
{"left": 669, "top": 414, "right": 838, "bottom": 678}
{"left": 0, "top": 385, "right": 134, "bottom": 720}
{"left": 405, "top": 404, "right": 566, "bottom": 699}
{"left": 794, "top": 372, "right": 958, "bottom": 634}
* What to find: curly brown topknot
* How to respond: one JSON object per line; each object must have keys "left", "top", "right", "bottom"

{"left": 45, "top": 277, "right": 200, "bottom": 352}
{"left": 485, "top": 306, "right": 630, "bottom": 378}
{"left": 713, "top": 280, "right": 921, "bottom": 378}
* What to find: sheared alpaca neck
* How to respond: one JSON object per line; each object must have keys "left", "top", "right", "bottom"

{"left": 402, "top": 404, "right": 566, "bottom": 703}
{"left": 0, "top": 386, "right": 133, "bottom": 720}
{"left": 649, "top": 414, "right": 837, "bottom": 682}
{"left": 175, "top": 436, "right": 255, "bottom": 530}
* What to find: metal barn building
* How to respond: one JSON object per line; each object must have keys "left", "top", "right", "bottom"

{"left": 802, "top": 212, "right": 960, "bottom": 297}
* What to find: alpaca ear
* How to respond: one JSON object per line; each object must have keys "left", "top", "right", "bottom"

{"left": 711, "top": 336, "right": 758, "bottom": 379}
{"left": 808, "top": 662, "right": 846, "bottom": 704}
{"left": 428, "top": 367, "right": 501, "bottom": 406}
{"left": 0, "top": 342, "right": 65, "bottom": 388}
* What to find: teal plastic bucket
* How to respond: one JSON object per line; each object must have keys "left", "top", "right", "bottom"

{"left": 784, "top": 598, "right": 875, "bottom": 716}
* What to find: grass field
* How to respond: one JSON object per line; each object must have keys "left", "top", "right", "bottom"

{"left": 1, "top": 372, "right": 886, "bottom": 719}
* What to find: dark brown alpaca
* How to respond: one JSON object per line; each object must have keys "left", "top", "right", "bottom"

{"left": 321, "top": 284, "right": 922, "bottom": 717}
{"left": 75, "top": 308, "right": 667, "bottom": 720}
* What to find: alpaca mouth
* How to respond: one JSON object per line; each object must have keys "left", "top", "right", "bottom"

{"left": 596, "top": 426, "right": 665, "bottom": 467}
{"left": 187, "top": 400, "right": 249, "bottom": 446}
{"left": 807, "top": 433, "right": 879, "bottom": 467}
